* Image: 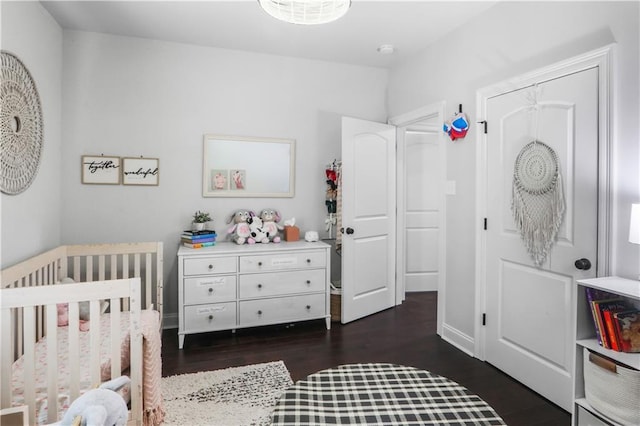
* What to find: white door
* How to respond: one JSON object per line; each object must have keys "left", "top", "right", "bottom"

{"left": 341, "top": 117, "right": 396, "bottom": 323}
{"left": 400, "top": 129, "right": 441, "bottom": 292}
{"left": 484, "top": 68, "right": 599, "bottom": 411}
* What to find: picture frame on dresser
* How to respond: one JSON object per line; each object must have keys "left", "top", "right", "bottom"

{"left": 202, "top": 134, "right": 295, "bottom": 198}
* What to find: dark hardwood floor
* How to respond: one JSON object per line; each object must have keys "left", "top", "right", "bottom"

{"left": 162, "top": 292, "right": 571, "bottom": 426}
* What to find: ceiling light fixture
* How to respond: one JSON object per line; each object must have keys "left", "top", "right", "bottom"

{"left": 258, "top": 0, "right": 351, "bottom": 25}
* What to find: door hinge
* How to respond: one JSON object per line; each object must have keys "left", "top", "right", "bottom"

{"left": 482, "top": 313, "right": 486, "bottom": 326}
{"left": 478, "top": 120, "right": 488, "bottom": 134}
{"left": 483, "top": 218, "right": 487, "bottom": 230}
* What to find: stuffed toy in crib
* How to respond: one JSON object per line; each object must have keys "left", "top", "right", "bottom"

{"left": 226, "top": 210, "right": 252, "bottom": 244}
{"left": 259, "top": 209, "right": 283, "bottom": 243}
{"left": 58, "top": 376, "right": 130, "bottom": 426}
{"left": 57, "top": 278, "right": 109, "bottom": 331}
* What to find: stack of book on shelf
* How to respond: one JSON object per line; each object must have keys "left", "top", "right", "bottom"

{"left": 586, "top": 287, "right": 640, "bottom": 353}
{"left": 181, "top": 229, "right": 217, "bottom": 248}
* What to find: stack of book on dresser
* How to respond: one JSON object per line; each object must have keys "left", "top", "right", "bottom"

{"left": 181, "top": 230, "right": 217, "bottom": 248}
{"left": 586, "top": 287, "right": 640, "bottom": 352}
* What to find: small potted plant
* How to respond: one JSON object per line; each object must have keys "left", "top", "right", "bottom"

{"left": 192, "top": 210, "right": 211, "bottom": 231}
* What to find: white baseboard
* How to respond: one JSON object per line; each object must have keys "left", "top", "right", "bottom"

{"left": 440, "top": 323, "right": 475, "bottom": 357}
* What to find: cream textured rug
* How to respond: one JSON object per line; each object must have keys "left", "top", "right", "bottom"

{"left": 162, "top": 361, "right": 292, "bottom": 426}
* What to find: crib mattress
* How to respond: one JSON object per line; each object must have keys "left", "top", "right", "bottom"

{"left": 11, "top": 310, "right": 158, "bottom": 424}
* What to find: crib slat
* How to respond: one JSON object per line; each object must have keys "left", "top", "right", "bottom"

{"left": 110, "top": 301, "right": 121, "bottom": 379}
{"left": 46, "top": 304, "right": 59, "bottom": 423}
{"left": 87, "top": 256, "right": 94, "bottom": 282}
{"left": 1, "top": 308, "right": 12, "bottom": 408}
{"left": 122, "top": 256, "right": 130, "bottom": 311}
{"left": 89, "top": 300, "right": 101, "bottom": 385}
{"left": 128, "top": 279, "right": 143, "bottom": 423}
{"left": 23, "top": 305, "right": 36, "bottom": 426}
{"left": 68, "top": 302, "right": 80, "bottom": 402}
{"left": 98, "top": 255, "right": 106, "bottom": 281}
{"left": 134, "top": 254, "right": 141, "bottom": 295}
{"left": 145, "top": 253, "right": 152, "bottom": 309}
{"left": 73, "top": 256, "right": 80, "bottom": 281}
{"left": 16, "top": 308, "right": 23, "bottom": 358}
{"left": 156, "top": 242, "right": 164, "bottom": 323}
{"left": 110, "top": 254, "right": 117, "bottom": 280}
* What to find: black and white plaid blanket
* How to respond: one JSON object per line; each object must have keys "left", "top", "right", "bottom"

{"left": 271, "top": 363, "right": 507, "bottom": 425}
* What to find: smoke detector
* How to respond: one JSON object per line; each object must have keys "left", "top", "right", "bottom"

{"left": 377, "top": 44, "right": 395, "bottom": 55}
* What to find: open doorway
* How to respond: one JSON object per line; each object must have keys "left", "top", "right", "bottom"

{"left": 389, "top": 102, "right": 447, "bottom": 335}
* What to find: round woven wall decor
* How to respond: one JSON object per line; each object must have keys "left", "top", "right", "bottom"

{"left": 1, "top": 51, "right": 44, "bottom": 195}
{"left": 511, "top": 140, "right": 565, "bottom": 267}
{"left": 513, "top": 140, "right": 559, "bottom": 195}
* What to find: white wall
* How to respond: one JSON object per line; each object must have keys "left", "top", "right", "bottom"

{"left": 61, "top": 31, "right": 388, "bottom": 318}
{"left": 387, "top": 1, "right": 639, "bottom": 350}
{"left": 0, "top": 2, "right": 63, "bottom": 268}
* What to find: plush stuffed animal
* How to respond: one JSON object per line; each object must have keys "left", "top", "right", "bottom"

{"left": 226, "top": 210, "right": 252, "bottom": 245}
{"left": 56, "top": 278, "right": 109, "bottom": 332}
{"left": 247, "top": 214, "right": 270, "bottom": 244}
{"left": 58, "top": 376, "right": 130, "bottom": 426}
{"left": 259, "top": 209, "right": 283, "bottom": 243}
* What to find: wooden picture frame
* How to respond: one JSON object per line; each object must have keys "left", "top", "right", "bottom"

{"left": 122, "top": 157, "right": 159, "bottom": 186}
{"left": 203, "top": 134, "right": 295, "bottom": 197}
{"left": 81, "top": 155, "right": 121, "bottom": 184}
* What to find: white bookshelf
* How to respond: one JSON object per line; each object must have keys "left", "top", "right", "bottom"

{"left": 573, "top": 276, "right": 640, "bottom": 426}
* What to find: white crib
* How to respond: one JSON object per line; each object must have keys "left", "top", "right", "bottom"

{"left": 0, "top": 242, "right": 164, "bottom": 425}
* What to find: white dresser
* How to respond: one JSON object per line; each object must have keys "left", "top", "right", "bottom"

{"left": 177, "top": 241, "right": 331, "bottom": 349}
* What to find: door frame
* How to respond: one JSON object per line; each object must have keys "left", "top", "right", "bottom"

{"left": 389, "top": 101, "right": 447, "bottom": 335}
{"left": 474, "top": 45, "right": 614, "bottom": 360}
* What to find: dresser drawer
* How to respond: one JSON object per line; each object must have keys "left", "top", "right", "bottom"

{"left": 239, "top": 293, "right": 325, "bottom": 327}
{"left": 183, "top": 256, "right": 237, "bottom": 276}
{"left": 239, "top": 269, "right": 325, "bottom": 298}
{"left": 239, "top": 251, "right": 326, "bottom": 273}
{"left": 184, "top": 275, "right": 236, "bottom": 304}
{"left": 184, "top": 302, "right": 236, "bottom": 332}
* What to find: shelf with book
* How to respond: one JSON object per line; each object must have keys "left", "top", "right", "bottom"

{"left": 573, "top": 276, "right": 640, "bottom": 426}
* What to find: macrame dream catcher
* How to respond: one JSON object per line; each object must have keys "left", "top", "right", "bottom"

{"left": 1, "top": 51, "right": 44, "bottom": 195}
{"left": 511, "top": 87, "right": 565, "bottom": 266}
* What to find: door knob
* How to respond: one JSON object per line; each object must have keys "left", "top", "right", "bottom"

{"left": 574, "top": 258, "right": 592, "bottom": 271}
{"left": 345, "top": 227, "right": 354, "bottom": 235}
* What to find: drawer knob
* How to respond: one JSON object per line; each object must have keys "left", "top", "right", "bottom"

{"left": 258, "top": 310, "right": 263, "bottom": 315}
{"left": 208, "top": 288, "right": 214, "bottom": 293}
{"left": 208, "top": 264, "right": 214, "bottom": 270}
{"left": 306, "top": 305, "right": 311, "bottom": 310}
{"left": 306, "top": 259, "right": 311, "bottom": 263}
{"left": 306, "top": 280, "right": 311, "bottom": 285}
{"left": 258, "top": 261, "right": 263, "bottom": 266}
{"left": 257, "top": 284, "right": 263, "bottom": 289}
{"left": 208, "top": 315, "right": 214, "bottom": 320}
